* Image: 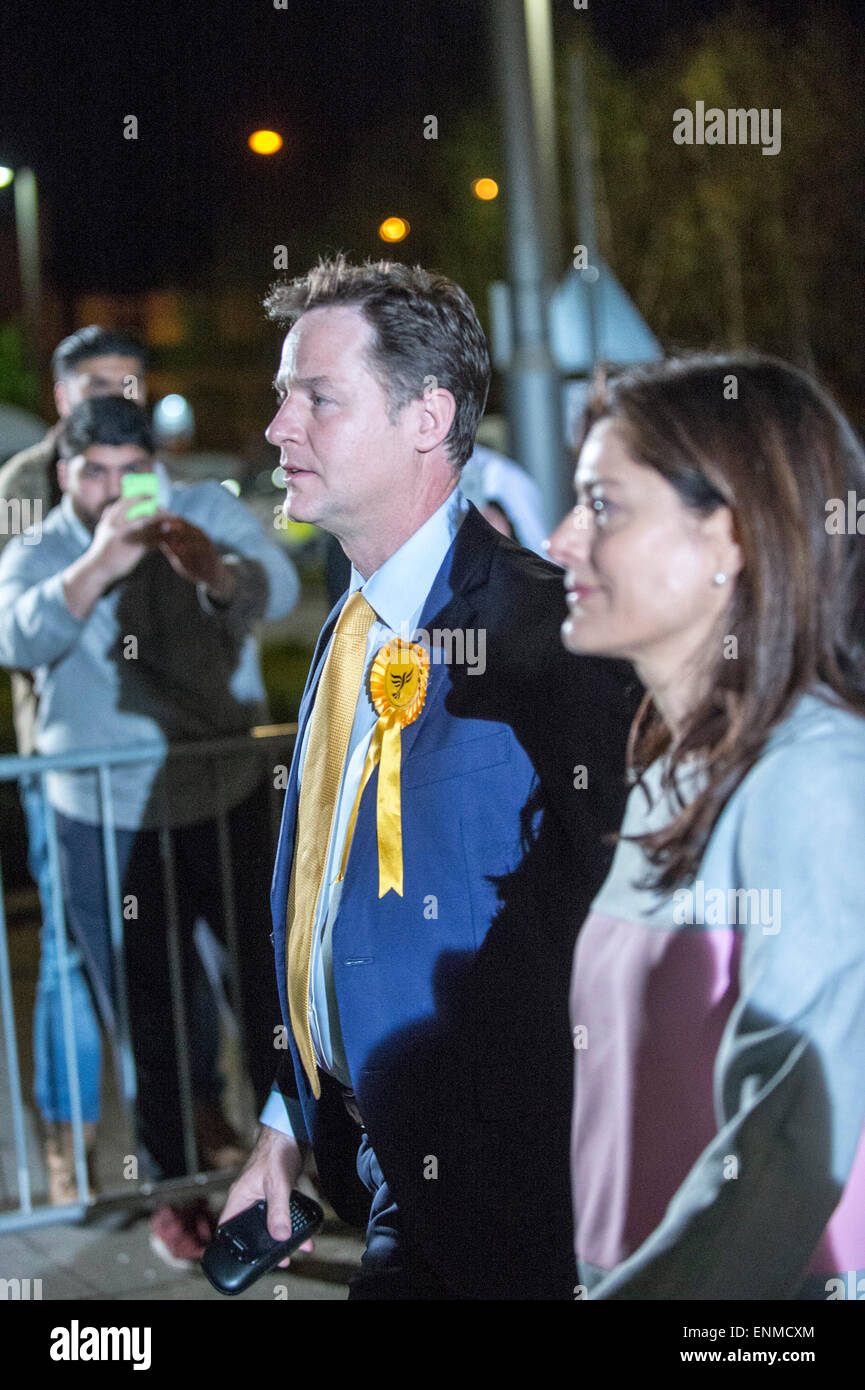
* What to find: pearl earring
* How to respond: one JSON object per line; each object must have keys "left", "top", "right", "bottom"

{"left": 713, "top": 572, "right": 727, "bottom": 586}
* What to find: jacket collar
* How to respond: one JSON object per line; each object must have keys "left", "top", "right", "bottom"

{"left": 297, "top": 502, "right": 499, "bottom": 745}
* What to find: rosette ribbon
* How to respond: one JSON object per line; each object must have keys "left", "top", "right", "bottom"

{"left": 337, "top": 639, "right": 429, "bottom": 897}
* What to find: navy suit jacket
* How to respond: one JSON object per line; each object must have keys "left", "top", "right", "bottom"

{"left": 270, "top": 504, "right": 638, "bottom": 1298}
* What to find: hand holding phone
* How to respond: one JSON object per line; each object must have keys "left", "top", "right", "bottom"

{"left": 201, "top": 1193, "right": 324, "bottom": 1295}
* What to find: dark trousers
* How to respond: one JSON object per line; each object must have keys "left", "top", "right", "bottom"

{"left": 54, "top": 781, "right": 281, "bottom": 1180}
{"left": 347, "top": 1134, "right": 456, "bottom": 1301}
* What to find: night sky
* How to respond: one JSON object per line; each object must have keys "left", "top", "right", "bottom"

{"left": 0, "top": 0, "right": 859, "bottom": 296}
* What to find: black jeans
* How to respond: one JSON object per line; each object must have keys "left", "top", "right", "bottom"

{"left": 54, "top": 781, "right": 281, "bottom": 1180}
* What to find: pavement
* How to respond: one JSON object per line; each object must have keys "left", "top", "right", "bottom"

{"left": 0, "top": 1201, "right": 363, "bottom": 1302}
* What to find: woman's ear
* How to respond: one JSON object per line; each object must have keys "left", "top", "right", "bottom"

{"left": 704, "top": 504, "right": 744, "bottom": 583}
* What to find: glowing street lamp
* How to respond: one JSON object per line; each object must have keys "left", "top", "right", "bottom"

{"left": 378, "top": 216, "right": 410, "bottom": 244}
{"left": 0, "top": 167, "right": 14, "bottom": 188}
{"left": 248, "top": 130, "right": 283, "bottom": 155}
{"left": 472, "top": 177, "right": 499, "bottom": 201}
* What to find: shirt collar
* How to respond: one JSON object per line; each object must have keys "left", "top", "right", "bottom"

{"left": 349, "top": 487, "right": 469, "bottom": 634}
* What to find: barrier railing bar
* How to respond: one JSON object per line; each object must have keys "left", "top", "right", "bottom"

{"left": 158, "top": 821, "right": 198, "bottom": 1178}
{"left": 42, "top": 787, "right": 88, "bottom": 1204}
{"left": 97, "top": 763, "right": 138, "bottom": 1117}
{"left": 0, "top": 725, "right": 299, "bottom": 780}
{"left": 0, "top": 854, "right": 32, "bottom": 1211}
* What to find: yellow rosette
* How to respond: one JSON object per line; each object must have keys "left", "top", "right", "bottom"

{"left": 338, "top": 639, "right": 429, "bottom": 897}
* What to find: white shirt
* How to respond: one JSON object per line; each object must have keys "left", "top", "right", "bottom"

{"left": 459, "top": 444, "right": 549, "bottom": 555}
{"left": 261, "top": 488, "right": 469, "bottom": 1138}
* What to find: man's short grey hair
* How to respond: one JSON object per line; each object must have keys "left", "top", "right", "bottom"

{"left": 264, "top": 254, "right": 491, "bottom": 470}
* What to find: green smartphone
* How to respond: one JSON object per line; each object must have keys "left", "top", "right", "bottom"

{"left": 121, "top": 472, "right": 159, "bottom": 520}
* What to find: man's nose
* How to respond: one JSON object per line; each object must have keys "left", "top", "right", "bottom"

{"left": 266, "top": 395, "right": 304, "bottom": 448}
{"left": 106, "top": 471, "right": 130, "bottom": 496}
{"left": 547, "top": 504, "right": 594, "bottom": 569}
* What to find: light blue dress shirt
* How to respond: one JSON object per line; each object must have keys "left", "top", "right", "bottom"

{"left": 261, "top": 487, "right": 469, "bottom": 1139}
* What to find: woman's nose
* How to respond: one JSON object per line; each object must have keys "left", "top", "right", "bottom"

{"left": 547, "top": 505, "right": 592, "bottom": 569}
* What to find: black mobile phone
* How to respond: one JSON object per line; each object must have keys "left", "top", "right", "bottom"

{"left": 200, "top": 1193, "right": 324, "bottom": 1295}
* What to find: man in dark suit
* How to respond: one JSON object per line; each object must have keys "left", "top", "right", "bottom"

{"left": 219, "top": 256, "right": 637, "bottom": 1298}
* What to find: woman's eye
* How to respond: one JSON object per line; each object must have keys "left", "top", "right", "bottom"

{"left": 591, "top": 496, "right": 610, "bottom": 521}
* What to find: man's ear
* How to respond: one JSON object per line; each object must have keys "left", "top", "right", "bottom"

{"left": 56, "top": 458, "right": 69, "bottom": 494}
{"left": 414, "top": 385, "right": 457, "bottom": 456}
{"left": 54, "top": 380, "right": 69, "bottom": 418}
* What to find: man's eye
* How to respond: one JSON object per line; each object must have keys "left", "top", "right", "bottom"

{"left": 311, "top": 393, "right": 328, "bottom": 407}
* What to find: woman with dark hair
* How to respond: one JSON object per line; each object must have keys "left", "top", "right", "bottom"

{"left": 547, "top": 353, "right": 865, "bottom": 1300}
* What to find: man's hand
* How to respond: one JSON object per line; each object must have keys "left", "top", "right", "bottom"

{"left": 155, "top": 513, "right": 237, "bottom": 602}
{"left": 218, "top": 1124, "right": 314, "bottom": 1268}
{"left": 90, "top": 496, "right": 162, "bottom": 581}
{"left": 62, "top": 497, "right": 162, "bottom": 619}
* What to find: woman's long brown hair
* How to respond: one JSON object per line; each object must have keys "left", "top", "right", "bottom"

{"left": 578, "top": 353, "right": 865, "bottom": 891}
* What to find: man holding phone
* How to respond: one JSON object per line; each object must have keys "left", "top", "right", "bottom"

{"left": 0, "top": 394, "right": 300, "bottom": 1264}
{"left": 54, "top": 411, "right": 238, "bottom": 605}
{"left": 0, "top": 327, "right": 151, "bottom": 1205}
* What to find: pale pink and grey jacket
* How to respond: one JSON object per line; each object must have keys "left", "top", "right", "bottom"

{"left": 571, "top": 688, "right": 865, "bottom": 1300}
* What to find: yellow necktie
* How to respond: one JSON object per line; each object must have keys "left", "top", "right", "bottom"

{"left": 286, "top": 590, "right": 376, "bottom": 1095}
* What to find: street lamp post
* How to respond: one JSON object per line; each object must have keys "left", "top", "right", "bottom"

{"left": 1, "top": 165, "right": 42, "bottom": 374}
{"left": 490, "top": 0, "right": 567, "bottom": 528}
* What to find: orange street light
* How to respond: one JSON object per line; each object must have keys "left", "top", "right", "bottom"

{"left": 248, "top": 130, "right": 283, "bottom": 155}
{"left": 378, "top": 216, "right": 410, "bottom": 243}
{"left": 472, "top": 177, "right": 499, "bottom": 201}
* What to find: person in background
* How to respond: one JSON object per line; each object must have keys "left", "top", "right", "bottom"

{"left": 460, "top": 440, "right": 550, "bottom": 556}
{"left": 548, "top": 353, "right": 865, "bottom": 1299}
{"left": 0, "top": 327, "right": 151, "bottom": 1202}
{"left": 0, "top": 327, "right": 245, "bottom": 1205}
{"left": 0, "top": 396, "right": 300, "bottom": 1265}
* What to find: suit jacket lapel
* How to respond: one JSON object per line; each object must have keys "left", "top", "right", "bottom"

{"left": 397, "top": 503, "right": 499, "bottom": 765}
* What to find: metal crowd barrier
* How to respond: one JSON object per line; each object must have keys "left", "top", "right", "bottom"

{"left": 0, "top": 725, "right": 296, "bottom": 1233}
